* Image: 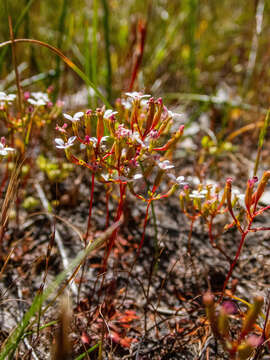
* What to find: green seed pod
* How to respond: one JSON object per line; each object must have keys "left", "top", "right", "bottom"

{"left": 179, "top": 192, "right": 185, "bottom": 211}
{"left": 145, "top": 97, "right": 155, "bottom": 133}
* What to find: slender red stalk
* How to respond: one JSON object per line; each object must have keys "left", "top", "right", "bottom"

{"left": 103, "top": 183, "right": 126, "bottom": 268}
{"left": 128, "top": 19, "right": 147, "bottom": 91}
{"left": 221, "top": 229, "right": 249, "bottom": 301}
{"left": 85, "top": 172, "right": 95, "bottom": 242}
{"left": 105, "top": 189, "right": 110, "bottom": 228}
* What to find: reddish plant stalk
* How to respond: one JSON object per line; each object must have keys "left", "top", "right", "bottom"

{"left": 105, "top": 189, "right": 110, "bottom": 228}
{"left": 222, "top": 230, "right": 248, "bottom": 297}
{"left": 85, "top": 172, "right": 95, "bottom": 242}
{"left": 103, "top": 183, "right": 126, "bottom": 268}
{"left": 128, "top": 19, "right": 147, "bottom": 91}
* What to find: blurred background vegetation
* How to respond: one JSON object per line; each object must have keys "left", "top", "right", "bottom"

{"left": 0, "top": 0, "right": 270, "bottom": 108}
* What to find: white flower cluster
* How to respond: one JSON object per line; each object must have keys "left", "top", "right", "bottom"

{"left": 0, "top": 137, "right": 15, "bottom": 157}
{"left": 103, "top": 109, "right": 118, "bottom": 119}
{"left": 28, "top": 92, "right": 50, "bottom": 106}
{"left": 55, "top": 136, "right": 76, "bottom": 149}
{"left": 0, "top": 92, "right": 16, "bottom": 106}
{"left": 125, "top": 92, "right": 151, "bottom": 101}
{"left": 189, "top": 189, "right": 208, "bottom": 199}
{"left": 158, "top": 160, "right": 174, "bottom": 171}
{"left": 63, "top": 112, "right": 84, "bottom": 122}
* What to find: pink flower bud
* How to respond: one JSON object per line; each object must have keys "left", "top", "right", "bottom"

{"left": 24, "top": 91, "right": 30, "bottom": 100}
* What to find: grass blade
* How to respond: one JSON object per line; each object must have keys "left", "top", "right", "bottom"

{"left": 253, "top": 109, "right": 270, "bottom": 176}
{"left": 55, "top": 0, "right": 69, "bottom": 95}
{"left": 0, "top": 0, "right": 36, "bottom": 73}
{"left": 0, "top": 38, "right": 111, "bottom": 107}
{"left": 101, "top": 0, "right": 112, "bottom": 102}
{"left": 74, "top": 343, "right": 99, "bottom": 360}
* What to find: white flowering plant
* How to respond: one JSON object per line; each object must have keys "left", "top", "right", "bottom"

{"left": 54, "top": 93, "right": 185, "bottom": 258}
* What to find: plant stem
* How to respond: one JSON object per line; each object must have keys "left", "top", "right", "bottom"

{"left": 103, "top": 183, "right": 126, "bottom": 268}
{"left": 138, "top": 200, "right": 151, "bottom": 252}
{"left": 221, "top": 230, "right": 248, "bottom": 301}
{"left": 85, "top": 172, "right": 95, "bottom": 242}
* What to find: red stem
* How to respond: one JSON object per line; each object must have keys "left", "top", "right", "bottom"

{"left": 221, "top": 230, "right": 248, "bottom": 301}
{"left": 105, "top": 190, "right": 110, "bottom": 228}
{"left": 128, "top": 19, "right": 147, "bottom": 91}
{"left": 103, "top": 183, "right": 126, "bottom": 268}
{"left": 85, "top": 172, "right": 95, "bottom": 242}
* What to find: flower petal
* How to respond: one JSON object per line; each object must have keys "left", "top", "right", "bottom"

{"left": 55, "top": 138, "right": 64, "bottom": 146}
{"left": 63, "top": 113, "right": 73, "bottom": 121}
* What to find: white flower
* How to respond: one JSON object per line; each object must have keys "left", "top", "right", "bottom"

{"left": 125, "top": 92, "right": 151, "bottom": 101}
{"left": 0, "top": 91, "right": 16, "bottom": 105}
{"left": 140, "top": 99, "right": 149, "bottom": 109}
{"left": 167, "top": 110, "right": 183, "bottom": 119}
{"left": 55, "top": 136, "right": 76, "bottom": 149}
{"left": 176, "top": 176, "right": 188, "bottom": 186}
{"left": 167, "top": 174, "right": 188, "bottom": 186}
{"left": 31, "top": 92, "right": 50, "bottom": 103}
{"left": 118, "top": 173, "right": 143, "bottom": 183}
{"left": 237, "top": 194, "right": 245, "bottom": 208}
{"left": 130, "top": 131, "right": 145, "bottom": 146}
{"left": 121, "top": 99, "right": 132, "bottom": 110}
{"left": 103, "top": 109, "right": 118, "bottom": 119}
{"left": 100, "top": 136, "right": 110, "bottom": 143}
{"left": 158, "top": 160, "right": 174, "bottom": 170}
{"left": 27, "top": 92, "right": 50, "bottom": 106}
{"left": 232, "top": 189, "right": 240, "bottom": 196}
{"left": 63, "top": 112, "right": 84, "bottom": 122}
{"left": 189, "top": 190, "right": 206, "bottom": 199}
{"left": 233, "top": 190, "right": 245, "bottom": 208}
{"left": 0, "top": 143, "right": 15, "bottom": 156}
{"left": 28, "top": 98, "right": 46, "bottom": 106}
{"left": 87, "top": 136, "right": 109, "bottom": 148}
{"left": 107, "top": 173, "right": 143, "bottom": 183}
